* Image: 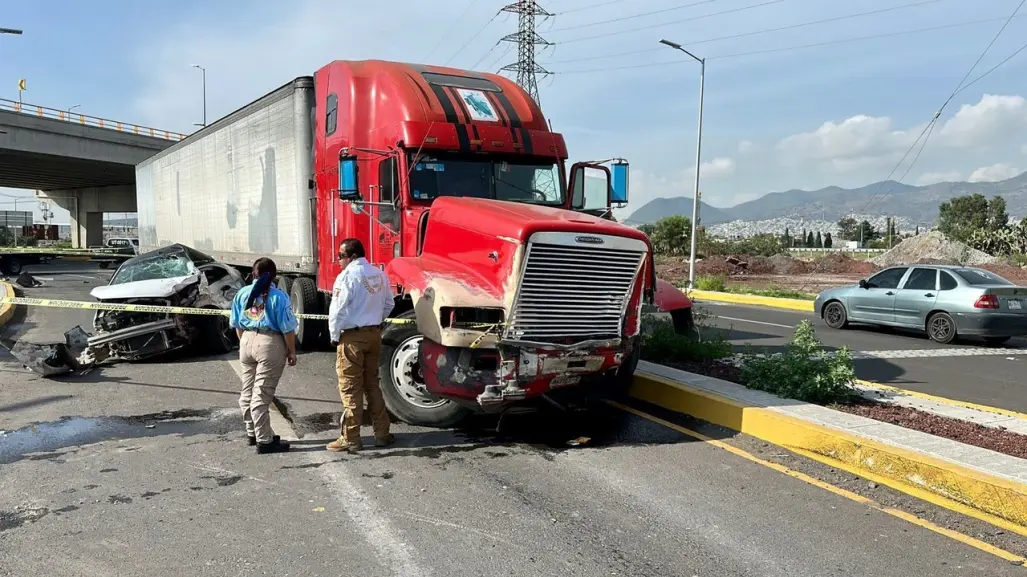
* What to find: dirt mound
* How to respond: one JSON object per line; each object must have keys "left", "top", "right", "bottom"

{"left": 816, "top": 253, "right": 879, "bottom": 275}
{"left": 870, "top": 231, "right": 996, "bottom": 267}
{"left": 981, "top": 264, "right": 1027, "bottom": 285}
{"left": 766, "top": 253, "right": 811, "bottom": 275}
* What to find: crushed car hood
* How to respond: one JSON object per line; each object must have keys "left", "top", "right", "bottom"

{"left": 89, "top": 274, "right": 200, "bottom": 300}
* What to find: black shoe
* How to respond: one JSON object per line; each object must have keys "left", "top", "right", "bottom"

{"left": 255, "top": 438, "right": 290, "bottom": 454}
{"left": 247, "top": 434, "right": 279, "bottom": 446}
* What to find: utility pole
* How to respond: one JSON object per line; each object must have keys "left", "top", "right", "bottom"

{"left": 499, "top": 1, "right": 552, "bottom": 104}
{"left": 659, "top": 39, "right": 705, "bottom": 290}
{"left": 191, "top": 64, "right": 207, "bottom": 127}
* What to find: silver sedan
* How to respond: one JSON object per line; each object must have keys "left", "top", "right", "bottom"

{"left": 814, "top": 264, "right": 1027, "bottom": 345}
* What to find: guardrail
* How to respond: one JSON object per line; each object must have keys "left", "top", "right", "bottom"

{"left": 0, "top": 98, "right": 187, "bottom": 141}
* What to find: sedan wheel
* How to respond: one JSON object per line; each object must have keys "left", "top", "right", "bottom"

{"left": 927, "top": 312, "right": 957, "bottom": 344}
{"left": 823, "top": 302, "right": 848, "bottom": 329}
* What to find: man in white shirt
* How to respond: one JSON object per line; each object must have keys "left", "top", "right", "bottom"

{"left": 326, "top": 238, "right": 396, "bottom": 453}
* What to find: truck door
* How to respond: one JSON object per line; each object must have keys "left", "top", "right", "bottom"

{"left": 370, "top": 157, "right": 401, "bottom": 267}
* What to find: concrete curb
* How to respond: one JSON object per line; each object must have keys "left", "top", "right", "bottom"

{"left": 688, "top": 289, "right": 815, "bottom": 312}
{"left": 630, "top": 360, "right": 1027, "bottom": 536}
{"left": 0, "top": 281, "right": 15, "bottom": 329}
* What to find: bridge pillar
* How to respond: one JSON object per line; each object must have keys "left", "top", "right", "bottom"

{"left": 37, "top": 185, "right": 136, "bottom": 249}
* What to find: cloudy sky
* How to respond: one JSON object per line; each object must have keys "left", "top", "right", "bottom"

{"left": 2, "top": 0, "right": 1027, "bottom": 223}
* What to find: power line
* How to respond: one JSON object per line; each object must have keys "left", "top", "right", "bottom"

{"left": 425, "top": 0, "right": 483, "bottom": 61}
{"left": 557, "top": 0, "right": 635, "bottom": 15}
{"left": 548, "top": 0, "right": 723, "bottom": 32}
{"left": 547, "top": 15, "right": 1027, "bottom": 73}
{"left": 858, "top": 0, "right": 1025, "bottom": 212}
{"left": 499, "top": 1, "right": 554, "bottom": 102}
{"left": 954, "top": 38, "right": 1027, "bottom": 96}
{"left": 555, "top": 0, "right": 784, "bottom": 44}
{"left": 546, "top": 0, "right": 942, "bottom": 64}
{"left": 443, "top": 8, "right": 504, "bottom": 67}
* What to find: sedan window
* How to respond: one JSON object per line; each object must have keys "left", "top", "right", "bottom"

{"left": 867, "top": 267, "right": 908, "bottom": 289}
{"left": 940, "top": 271, "right": 957, "bottom": 289}
{"left": 953, "top": 268, "right": 1013, "bottom": 286}
{"left": 903, "top": 268, "right": 936, "bottom": 291}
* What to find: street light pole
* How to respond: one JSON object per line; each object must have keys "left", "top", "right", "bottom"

{"left": 191, "top": 64, "right": 207, "bottom": 127}
{"left": 660, "top": 39, "right": 706, "bottom": 290}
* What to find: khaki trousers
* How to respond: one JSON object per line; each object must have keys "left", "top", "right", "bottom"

{"left": 336, "top": 326, "right": 390, "bottom": 448}
{"left": 238, "top": 330, "right": 287, "bottom": 443}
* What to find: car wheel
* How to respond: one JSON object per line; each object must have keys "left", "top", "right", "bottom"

{"left": 199, "top": 311, "right": 236, "bottom": 355}
{"left": 3, "top": 257, "right": 23, "bottom": 275}
{"left": 378, "top": 310, "right": 471, "bottom": 428}
{"left": 823, "top": 301, "right": 848, "bottom": 329}
{"left": 984, "top": 336, "right": 1011, "bottom": 346}
{"left": 927, "top": 311, "right": 957, "bottom": 344}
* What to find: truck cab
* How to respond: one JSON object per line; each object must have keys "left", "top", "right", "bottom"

{"left": 311, "top": 60, "right": 690, "bottom": 426}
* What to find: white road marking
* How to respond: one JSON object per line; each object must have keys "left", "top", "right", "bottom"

{"left": 716, "top": 315, "right": 794, "bottom": 329}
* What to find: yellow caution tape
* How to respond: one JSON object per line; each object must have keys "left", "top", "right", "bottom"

{"left": 0, "top": 296, "right": 500, "bottom": 331}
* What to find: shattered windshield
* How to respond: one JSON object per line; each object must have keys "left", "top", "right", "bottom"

{"left": 407, "top": 152, "right": 563, "bottom": 206}
{"left": 110, "top": 252, "right": 198, "bottom": 285}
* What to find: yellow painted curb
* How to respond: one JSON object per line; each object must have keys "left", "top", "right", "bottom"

{"left": 687, "top": 289, "right": 815, "bottom": 312}
{"left": 0, "top": 281, "right": 14, "bottom": 328}
{"left": 856, "top": 379, "right": 1027, "bottom": 421}
{"left": 630, "top": 370, "right": 1027, "bottom": 536}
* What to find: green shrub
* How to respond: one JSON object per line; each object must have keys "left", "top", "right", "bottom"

{"left": 640, "top": 317, "right": 731, "bottom": 363}
{"left": 740, "top": 320, "right": 856, "bottom": 404}
{"left": 694, "top": 274, "right": 727, "bottom": 291}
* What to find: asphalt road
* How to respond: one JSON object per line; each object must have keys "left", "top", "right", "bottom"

{"left": 2, "top": 264, "right": 1027, "bottom": 576}
{"left": 698, "top": 301, "right": 1027, "bottom": 412}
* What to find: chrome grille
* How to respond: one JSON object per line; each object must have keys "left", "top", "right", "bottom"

{"left": 505, "top": 233, "right": 647, "bottom": 343}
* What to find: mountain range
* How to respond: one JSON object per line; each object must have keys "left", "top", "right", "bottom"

{"left": 625, "top": 170, "right": 1027, "bottom": 226}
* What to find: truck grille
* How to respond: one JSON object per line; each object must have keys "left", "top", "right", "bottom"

{"left": 504, "top": 234, "right": 647, "bottom": 344}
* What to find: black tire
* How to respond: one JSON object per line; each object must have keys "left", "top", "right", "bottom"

{"left": 290, "top": 277, "right": 322, "bottom": 350}
{"left": 198, "top": 310, "right": 236, "bottom": 355}
{"left": 823, "top": 301, "right": 848, "bottom": 329}
{"left": 984, "top": 336, "right": 1011, "bottom": 346}
{"left": 378, "top": 310, "right": 471, "bottom": 428}
{"left": 671, "top": 307, "right": 694, "bottom": 336}
{"left": 2, "top": 257, "right": 23, "bottom": 275}
{"left": 927, "top": 311, "right": 957, "bottom": 344}
{"left": 596, "top": 337, "right": 640, "bottom": 398}
{"left": 97, "top": 261, "right": 110, "bottom": 270}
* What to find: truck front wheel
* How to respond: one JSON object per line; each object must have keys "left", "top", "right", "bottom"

{"left": 379, "top": 311, "right": 471, "bottom": 428}
{"left": 596, "top": 337, "right": 640, "bottom": 397}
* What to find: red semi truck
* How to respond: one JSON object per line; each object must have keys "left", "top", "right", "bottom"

{"left": 136, "top": 59, "right": 693, "bottom": 427}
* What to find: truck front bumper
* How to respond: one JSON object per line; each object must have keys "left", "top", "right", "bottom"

{"left": 418, "top": 338, "right": 633, "bottom": 411}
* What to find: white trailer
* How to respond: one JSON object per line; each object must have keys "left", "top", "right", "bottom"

{"left": 135, "top": 77, "right": 317, "bottom": 274}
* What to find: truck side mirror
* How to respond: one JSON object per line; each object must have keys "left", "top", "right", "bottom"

{"left": 339, "top": 155, "right": 361, "bottom": 201}
{"left": 569, "top": 162, "right": 612, "bottom": 211}
{"left": 611, "top": 161, "right": 629, "bottom": 205}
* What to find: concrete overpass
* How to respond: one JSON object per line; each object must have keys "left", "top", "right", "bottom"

{"left": 0, "top": 98, "right": 186, "bottom": 247}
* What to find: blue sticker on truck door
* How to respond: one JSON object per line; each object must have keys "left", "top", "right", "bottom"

{"left": 456, "top": 89, "right": 499, "bottom": 123}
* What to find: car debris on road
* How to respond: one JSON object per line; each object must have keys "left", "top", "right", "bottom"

{"left": 6, "top": 244, "right": 245, "bottom": 377}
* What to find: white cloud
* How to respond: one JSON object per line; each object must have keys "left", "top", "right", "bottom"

{"left": 968, "top": 163, "right": 1021, "bottom": 183}
{"left": 915, "top": 171, "right": 961, "bottom": 186}
{"left": 737, "top": 140, "right": 754, "bottom": 154}
{"left": 699, "top": 157, "right": 735, "bottom": 179}
{"left": 775, "top": 114, "right": 921, "bottom": 173}
{"left": 1022, "top": 144, "right": 1027, "bottom": 155}
{"left": 939, "top": 95, "right": 1027, "bottom": 148}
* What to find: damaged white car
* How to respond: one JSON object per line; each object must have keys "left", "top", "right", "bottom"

{"left": 88, "top": 244, "right": 245, "bottom": 361}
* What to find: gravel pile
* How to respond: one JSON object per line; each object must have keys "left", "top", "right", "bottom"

{"left": 870, "top": 231, "right": 996, "bottom": 267}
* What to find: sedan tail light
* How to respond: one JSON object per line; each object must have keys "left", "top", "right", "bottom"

{"left": 974, "top": 294, "right": 1000, "bottom": 309}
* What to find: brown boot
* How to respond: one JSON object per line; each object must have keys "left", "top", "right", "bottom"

{"left": 326, "top": 437, "right": 360, "bottom": 454}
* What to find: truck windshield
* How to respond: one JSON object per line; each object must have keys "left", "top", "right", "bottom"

{"left": 407, "top": 153, "right": 563, "bottom": 206}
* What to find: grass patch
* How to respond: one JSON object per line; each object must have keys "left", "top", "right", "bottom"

{"left": 694, "top": 274, "right": 727, "bottom": 292}
{"left": 640, "top": 311, "right": 731, "bottom": 364}
{"left": 740, "top": 320, "right": 856, "bottom": 405}
{"left": 724, "top": 286, "right": 816, "bottom": 300}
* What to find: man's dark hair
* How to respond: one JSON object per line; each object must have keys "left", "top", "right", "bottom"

{"left": 340, "top": 238, "right": 365, "bottom": 259}
{"left": 247, "top": 257, "right": 278, "bottom": 309}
